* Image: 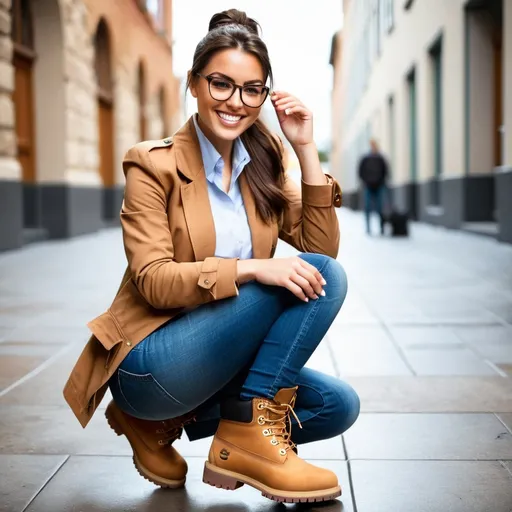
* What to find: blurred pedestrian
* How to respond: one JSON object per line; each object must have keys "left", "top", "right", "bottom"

{"left": 358, "top": 139, "right": 389, "bottom": 235}
{"left": 64, "top": 8, "right": 359, "bottom": 505}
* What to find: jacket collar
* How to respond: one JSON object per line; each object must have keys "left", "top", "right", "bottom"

{"left": 173, "top": 116, "right": 205, "bottom": 181}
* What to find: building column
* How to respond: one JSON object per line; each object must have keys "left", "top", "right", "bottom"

{"left": 496, "top": 0, "right": 512, "bottom": 243}
{"left": 0, "top": 1, "right": 23, "bottom": 251}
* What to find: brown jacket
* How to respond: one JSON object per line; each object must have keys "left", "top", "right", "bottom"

{"left": 63, "top": 117, "right": 342, "bottom": 427}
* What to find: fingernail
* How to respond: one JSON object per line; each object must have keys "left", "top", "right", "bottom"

{"left": 285, "top": 108, "right": 290, "bottom": 115}
{"left": 304, "top": 298, "right": 309, "bottom": 302}
{"left": 313, "top": 294, "right": 319, "bottom": 300}
{"left": 321, "top": 279, "right": 327, "bottom": 285}
{"left": 320, "top": 290, "right": 326, "bottom": 297}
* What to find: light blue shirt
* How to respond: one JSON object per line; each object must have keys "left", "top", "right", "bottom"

{"left": 193, "top": 115, "right": 253, "bottom": 260}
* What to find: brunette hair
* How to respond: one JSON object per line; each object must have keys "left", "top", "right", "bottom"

{"left": 186, "top": 9, "right": 287, "bottom": 223}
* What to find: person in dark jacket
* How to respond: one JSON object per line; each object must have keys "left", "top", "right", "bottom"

{"left": 358, "top": 139, "right": 389, "bottom": 235}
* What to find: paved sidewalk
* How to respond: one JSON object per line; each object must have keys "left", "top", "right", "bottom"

{"left": 0, "top": 209, "right": 511, "bottom": 512}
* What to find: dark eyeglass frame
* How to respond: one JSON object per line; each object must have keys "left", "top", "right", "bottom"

{"left": 196, "top": 73, "right": 270, "bottom": 108}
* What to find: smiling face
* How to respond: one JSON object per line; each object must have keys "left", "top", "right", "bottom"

{"left": 189, "top": 48, "right": 266, "bottom": 147}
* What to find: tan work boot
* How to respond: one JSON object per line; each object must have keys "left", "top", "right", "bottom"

{"left": 203, "top": 387, "right": 341, "bottom": 503}
{"left": 105, "top": 400, "right": 195, "bottom": 488}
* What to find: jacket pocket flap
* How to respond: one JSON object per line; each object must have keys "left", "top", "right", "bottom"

{"left": 87, "top": 311, "right": 124, "bottom": 350}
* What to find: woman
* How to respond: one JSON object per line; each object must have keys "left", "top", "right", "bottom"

{"left": 64, "top": 8, "right": 359, "bottom": 504}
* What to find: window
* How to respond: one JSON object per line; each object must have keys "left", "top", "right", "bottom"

{"left": 382, "top": 0, "right": 395, "bottom": 33}
{"left": 141, "top": 0, "right": 165, "bottom": 33}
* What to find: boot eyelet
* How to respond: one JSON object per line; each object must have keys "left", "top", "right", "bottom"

{"left": 158, "top": 440, "right": 165, "bottom": 446}
{"left": 271, "top": 439, "right": 279, "bottom": 446}
{"left": 156, "top": 429, "right": 164, "bottom": 434}
{"left": 262, "top": 429, "right": 270, "bottom": 436}
{"left": 258, "top": 416, "right": 265, "bottom": 425}
{"left": 257, "top": 403, "right": 265, "bottom": 410}
{"left": 279, "top": 449, "right": 286, "bottom": 456}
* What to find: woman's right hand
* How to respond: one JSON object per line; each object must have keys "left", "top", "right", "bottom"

{"left": 237, "top": 257, "right": 326, "bottom": 302}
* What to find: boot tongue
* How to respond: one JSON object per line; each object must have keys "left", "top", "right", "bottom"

{"left": 273, "top": 387, "right": 298, "bottom": 406}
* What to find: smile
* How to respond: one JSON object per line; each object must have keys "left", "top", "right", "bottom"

{"left": 216, "top": 111, "right": 244, "bottom": 126}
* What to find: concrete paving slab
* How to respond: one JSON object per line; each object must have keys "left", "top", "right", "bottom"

{"left": 26, "top": 456, "right": 353, "bottom": 512}
{"left": 452, "top": 326, "right": 512, "bottom": 363}
{"left": 343, "top": 413, "right": 512, "bottom": 460}
{"left": 1, "top": 325, "right": 91, "bottom": 345}
{"left": 0, "top": 454, "right": 67, "bottom": 512}
{"left": 497, "top": 413, "right": 512, "bottom": 433}
{"left": 402, "top": 346, "right": 498, "bottom": 375}
{"left": 388, "top": 326, "right": 465, "bottom": 348}
{"left": 305, "top": 340, "right": 337, "bottom": 376}
{"left": 328, "top": 326, "right": 412, "bottom": 376}
{"left": 346, "top": 376, "right": 512, "bottom": 412}
{"left": 0, "top": 342, "right": 86, "bottom": 406}
{"left": 0, "top": 405, "right": 131, "bottom": 456}
{"left": 0, "top": 343, "right": 55, "bottom": 391}
{"left": 350, "top": 460, "right": 512, "bottom": 512}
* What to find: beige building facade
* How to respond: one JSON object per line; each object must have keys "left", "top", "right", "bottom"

{"left": 0, "top": 0, "right": 181, "bottom": 251}
{"left": 334, "top": 0, "right": 512, "bottom": 242}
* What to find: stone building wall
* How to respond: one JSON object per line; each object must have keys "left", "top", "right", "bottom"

{"left": 0, "top": 0, "right": 180, "bottom": 251}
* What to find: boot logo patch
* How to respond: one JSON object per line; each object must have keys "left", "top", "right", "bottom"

{"left": 219, "top": 448, "right": 230, "bottom": 460}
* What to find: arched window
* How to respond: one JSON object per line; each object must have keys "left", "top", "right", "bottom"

{"left": 94, "top": 19, "right": 115, "bottom": 192}
{"left": 138, "top": 61, "right": 147, "bottom": 141}
{"left": 158, "top": 85, "right": 168, "bottom": 138}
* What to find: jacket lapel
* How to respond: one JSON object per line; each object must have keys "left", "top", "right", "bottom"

{"left": 174, "top": 118, "right": 216, "bottom": 261}
{"left": 239, "top": 172, "right": 273, "bottom": 259}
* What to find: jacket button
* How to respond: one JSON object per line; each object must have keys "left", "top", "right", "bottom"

{"left": 126, "top": 341, "right": 132, "bottom": 347}
{"left": 334, "top": 193, "right": 341, "bottom": 202}
{"left": 204, "top": 279, "right": 210, "bottom": 286}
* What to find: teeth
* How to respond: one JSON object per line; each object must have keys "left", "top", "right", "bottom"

{"left": 218, "top": 112, "right": 241, "bottom": 122}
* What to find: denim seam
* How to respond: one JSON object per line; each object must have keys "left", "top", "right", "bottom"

{"left": 265, "top": 256, "right": 332, "bottom": 398}
{"left": 291, "top": 382, "right": 326, "bottom": 425}
{"left": 116, "top": 370, "right": 141, "bottom": 417}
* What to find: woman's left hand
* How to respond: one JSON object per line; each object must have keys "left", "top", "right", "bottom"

{"left": 271, "top": 91, "right": 313, "bottom": 148}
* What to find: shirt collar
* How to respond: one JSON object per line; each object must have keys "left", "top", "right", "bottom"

{"left": 193, "top": 114, "right": 251, "bottom": 184}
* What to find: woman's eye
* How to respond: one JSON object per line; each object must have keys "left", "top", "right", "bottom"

{"left": 211, "top": 80, "right": 232, "bottom": 90}
{"left": 244, "top": 86, "right": 263, "bottom": 96}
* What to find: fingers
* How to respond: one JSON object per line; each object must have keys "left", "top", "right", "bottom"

{"left": 291, "top": 257, "right": 326, "bottom": 300}
{"left": 298, "top": 258, "right": 327, "bottom": 287}
{"left": 285, "top": 280, "right": 309, "bottom": 302}
{"left": 290, "top": 273, "right": 318, "bottom": 300}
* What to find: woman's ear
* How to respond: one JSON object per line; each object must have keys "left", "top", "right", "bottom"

{"left": 188, "top": 70, "right": 198, "bottom": 99}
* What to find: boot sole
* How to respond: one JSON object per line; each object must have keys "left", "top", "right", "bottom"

{"left": 105, "top": 406, "right": 186, "bottom": 489}
{"left": 203, "top": 462, "right": 342, "bottom": 503}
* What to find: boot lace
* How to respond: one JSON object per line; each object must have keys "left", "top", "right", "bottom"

{"left": 156, "top": 414, "right": 197, "bottom": 446}
{"left": 258, "top": 401, "right": 302, "bottom": 455}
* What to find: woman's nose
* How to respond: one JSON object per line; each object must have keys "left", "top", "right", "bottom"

{"left": 226, "top": 89, "right": 244, "bottom": 109}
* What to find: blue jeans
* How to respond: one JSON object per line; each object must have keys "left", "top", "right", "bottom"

{"left": 364, "top": 186, "right": 386, "bottom": 234}
{"left": 109, "top": 253, "right": 360, "bottom": 445}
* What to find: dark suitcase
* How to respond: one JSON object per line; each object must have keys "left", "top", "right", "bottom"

{"left": 390, "top": 211, "right": 409, "bottom": 237}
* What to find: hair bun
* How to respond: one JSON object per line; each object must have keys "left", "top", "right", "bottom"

{"left": 208, "top": 9, "right": 260, "bottom": 36}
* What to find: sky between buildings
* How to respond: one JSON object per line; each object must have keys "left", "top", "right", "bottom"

{"left": 172, "top": 0, "right": 343, "bottom": 150}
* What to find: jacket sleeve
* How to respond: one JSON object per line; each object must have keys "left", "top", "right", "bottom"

{"left": 279, "top": 171, "right": 342, "bottom": 259}
{"left": 121, "top": 145, "right": 239, "bottom": 310}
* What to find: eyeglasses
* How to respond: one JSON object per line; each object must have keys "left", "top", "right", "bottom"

{"left": 196, "top": 73, "right": 270, "bottom": 108}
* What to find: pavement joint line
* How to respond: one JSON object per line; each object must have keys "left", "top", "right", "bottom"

{"left": 499, "top": 461, "right": 512, "bottom": 478}
{"left": 346, "top": 460, "right": 359, "bottom": 512}
{"left": 484, "top": 359, "right": 509, "bottom": 378}
{"left": 495, "top": 413, "right": 512, "bottom": 435}
{"left": 20, "top": 455, "right": 70, "bottom": 512}
{"left": 324, "top": 333, "right": 341, "bottom": 378}
{"left": 358, "top": 299, "right": 418, "bottom": 376}
{"left": 0, "top": 342, "right": 77, "bottom": 399}
{"left": 346, "top": 458, "right": 512, "bottom": 462}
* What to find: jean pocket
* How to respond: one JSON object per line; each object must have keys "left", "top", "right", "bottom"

{"left": 116, "top": 369, "right": 186, "bottom": 419}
